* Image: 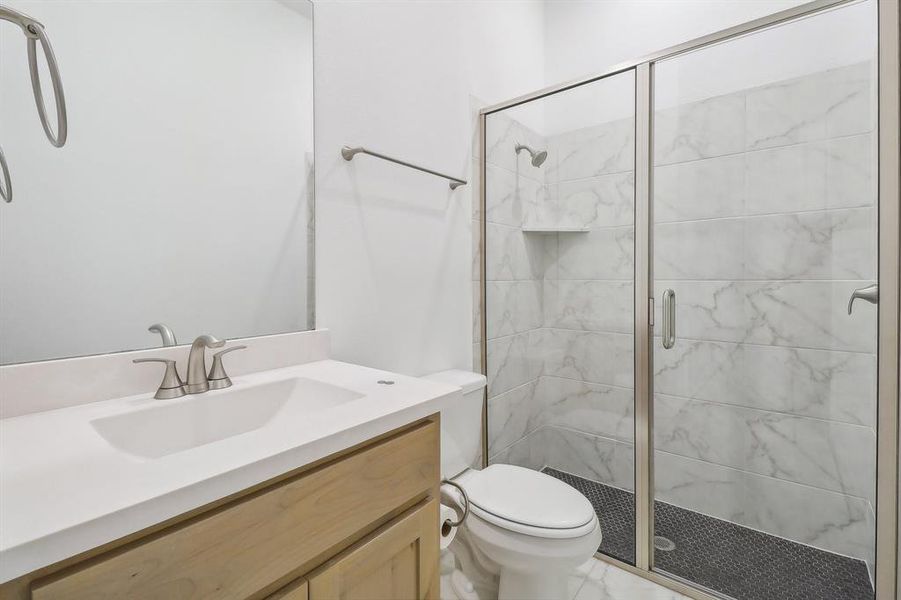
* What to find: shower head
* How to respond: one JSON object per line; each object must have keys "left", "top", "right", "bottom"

{"left": 515, "top": 143, "right": 548, "bottom": 168}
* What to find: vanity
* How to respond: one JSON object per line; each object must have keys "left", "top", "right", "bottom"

{"left": 0, "top": 335, "right": 459, "bottom": 600}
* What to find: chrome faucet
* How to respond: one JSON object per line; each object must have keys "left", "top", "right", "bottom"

{"left": 185, "top": 335, "right": 225, "bottom": 394}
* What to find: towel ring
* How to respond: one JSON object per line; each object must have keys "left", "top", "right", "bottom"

{"left": 441, "top": 479, "right": 470, "bottom": 529}
{"left": 0, "top": 145, "right": 11, "bottom": 203}
{"left": 27, "top": 21, "right": 67, "bottom": 148}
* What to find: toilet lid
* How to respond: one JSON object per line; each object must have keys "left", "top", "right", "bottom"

{"left": 463, "top": 465, "right": 596, "bottom": 534}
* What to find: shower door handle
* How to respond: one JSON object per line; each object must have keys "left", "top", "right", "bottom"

{"left": 847, "top": 284, "right": 878, "bottom": 315}
{"left": 662, "top": 289, "right": 676, "bottom": 349}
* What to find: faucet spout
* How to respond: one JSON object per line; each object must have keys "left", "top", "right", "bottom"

{"left": 185, "top": 335, "right": 225, "bottom": 394}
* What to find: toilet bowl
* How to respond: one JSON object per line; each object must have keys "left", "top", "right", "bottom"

{"left": 425, "top": 370, "right": 602, "bottom": 600}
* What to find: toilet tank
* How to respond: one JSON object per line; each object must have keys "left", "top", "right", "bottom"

{"left": 423, "top": 370, "right": 487, "bottom": 478}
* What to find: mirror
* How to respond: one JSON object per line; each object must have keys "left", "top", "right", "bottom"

{"left": 0, "top": 0, "right": 315, "bottom": 364}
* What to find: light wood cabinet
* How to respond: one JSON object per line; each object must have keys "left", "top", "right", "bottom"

{"left": 309, "top": 500, "right": 439, "bottom": 600}
{"left": 267, "top": 578, "right": 308, "bottom": 600}
{"left": 1, "top": 416, "right": 440, "bottom": 600}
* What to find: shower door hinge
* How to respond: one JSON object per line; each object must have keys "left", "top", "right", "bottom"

{"left": 648, "top": 297, "right": 655, "bottom": 327}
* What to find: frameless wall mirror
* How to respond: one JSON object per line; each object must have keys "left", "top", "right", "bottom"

{"left": 0, "top": 0, "right": 315, "bottom": 364}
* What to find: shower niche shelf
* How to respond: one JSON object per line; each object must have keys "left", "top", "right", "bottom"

{"left": 521, "top": 226, "right": 590, "bottom": 233}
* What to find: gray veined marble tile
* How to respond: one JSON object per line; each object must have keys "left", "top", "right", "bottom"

{"left": 540, "top": 426, "right": 635, "bottom": 491}
{"left": 741, "top": 280, "right": 877, "bottom": 353}
{"left": 472, "top": 281, "right": 480, "bottom": 343}
{"left": 471, "top": 218, "right": 481, "bottom": 282}
{"left": 534, "top": 376, "right": 634, "bottom": 443}
{"left": 654, "top": 154, "right": 745, "bottom": 223}
{"left": 485, "top": 222, "right": 545, "bottom": 281}
{"left": 826, "top": 133, "right": 876, "bottom": 210}
{"left": 654, "top": 92, "right": 745, "bottom": 166}
{"left": 487, "top": 379, "right": 540, "bottom": 456}
{"left": 577, "top": 561, "right": 690, "bottom": 600}
{"left": 556, "top": 171, "right": 634, "bottom": 229}
{"left": 544, "top": 280, "right": 633, "bottom": 334}
{"left": 654, "top": 218, "right": 744, "bottom": 280}
{"left": 472, "top": 342, "right": 481, "bottom": 375}
{"left": 744, "top": 134, "right": 875, "bottom": 216}
{"left": 745, "top": 141, "right": 829, "bottom": 215}
{"left": 745, "top": 61, "right": 875, "bottom": 151}
{"left": 548, "top": 118, "right": 635, "bottom": 182}
{"left": 654, "top": 280, "right": 877, "bottom": 352}
{"left": 485, "top": 162, "right": 547, "bottom": 227}
{"left": 654, "top": 394, "right": 876, "bottom": 499}
{"left": 654, "top": 451, "right": 874, "bottom": 562}
{"left": 743, "top": 207, "right": 875, "bottom": 280}
{"left": 486, "top": 330, "right": 536, "bottom": 397}
{"left": 654, "top": 208, "right": 876, "bottom": 281}
{"left": 555, "top": 227, "right": 634, "bottom": 281}
{"left": 539, "top": 328, "right": 634, "bottom": 388}
{"left": 492, "top": 426, "right": 635, "bottom": 491}
{"left": 486, "top": 280, "right": 542, "bottom": 339}
{"left": 654, "top": 339, "right": 876, "bottom": 426}
{"left": 489, "top": 428, "right": 546, "bottom": 472}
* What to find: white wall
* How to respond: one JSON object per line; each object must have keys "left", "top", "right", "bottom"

{"left": 540, "top": 0, "right": 876, "bottom": 132}
{"left": 0, "top": 0, "right": 314, "bottom": 363}
{"left": 314, "top": 0, "right": 546, "bottom": 376}
{"left": 543, "top": 0, "right": 809, "bottom": 85}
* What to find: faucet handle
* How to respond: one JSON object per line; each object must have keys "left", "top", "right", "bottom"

{"left": 208, "top": 345, "right": 247, "bottom": 390}
{"left": 133, "top": 358, "right": 186, "bottom": 399}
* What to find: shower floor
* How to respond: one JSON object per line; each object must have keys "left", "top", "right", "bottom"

{"left": 543, "top": 468, "right": 874, "bottom": 600}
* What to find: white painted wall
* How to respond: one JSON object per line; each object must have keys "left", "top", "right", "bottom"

{"left": 543, "top": 0, "right": 809, "bottom": 85}
{"left": 540, "top": 0, "right": 876, "bottom": 133}
{"left": 0, "top": 0, "right": 313, "bottom": 364}
{"left": 314, "top": 0, "right": 546, "bottom": 376}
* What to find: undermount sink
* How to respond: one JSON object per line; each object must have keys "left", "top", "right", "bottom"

{"left": 90, "top": 377, "right": 363, "bottom": 459}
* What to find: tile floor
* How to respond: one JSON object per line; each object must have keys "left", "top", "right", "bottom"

{"left": 569, "top": 558, "right": 689, "bottom": 600}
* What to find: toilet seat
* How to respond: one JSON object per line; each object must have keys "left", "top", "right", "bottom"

{"left": 460, "top": 464, "right": 598, "bottom": 539}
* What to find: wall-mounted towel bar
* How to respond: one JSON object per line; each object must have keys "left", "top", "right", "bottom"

{"left": 341, "top": 146, "right": 467, "bottom": 190}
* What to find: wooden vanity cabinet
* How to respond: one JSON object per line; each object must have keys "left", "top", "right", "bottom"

{"left": 1, "top": 416, "right": 440, "bottom": 600}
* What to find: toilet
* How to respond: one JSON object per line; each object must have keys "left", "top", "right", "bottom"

{"left": 425, "top": 370, "right": 602, "bottom": 600}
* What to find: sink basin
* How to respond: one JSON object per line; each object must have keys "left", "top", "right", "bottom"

{"left": 91, "top": 377, "right": 362, "bottom": 459}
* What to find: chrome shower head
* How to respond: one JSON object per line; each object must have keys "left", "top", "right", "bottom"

{"left": 515, "top": 143, "right": 548, "bottom": 168}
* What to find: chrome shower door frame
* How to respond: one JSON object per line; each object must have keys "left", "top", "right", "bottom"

{"left": 478, "top": 1, "right": 900, "bottom": 598}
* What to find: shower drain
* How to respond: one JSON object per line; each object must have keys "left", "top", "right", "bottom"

{"left": 654, "top": 535, "right": 676, "bottom": 552}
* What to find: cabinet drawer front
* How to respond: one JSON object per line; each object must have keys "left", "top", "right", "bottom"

{"left": 32, "top": 420, "right": 439, "bottom": 600}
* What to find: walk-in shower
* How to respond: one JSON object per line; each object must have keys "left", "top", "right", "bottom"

{"left": 477, "top": 1, "right": 899, "bottom": 599}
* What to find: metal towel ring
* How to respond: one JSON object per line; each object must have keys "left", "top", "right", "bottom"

{"left": 0, "top": 145, "right": 11, "bottom": 203}
{"left": 441, "top": 479, "right": 470, "bottom": 529}
{"left": 26, "top": 21, "right": 67, "bottom": 148}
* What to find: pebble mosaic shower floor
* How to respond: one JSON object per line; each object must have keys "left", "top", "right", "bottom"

{"left": 543, "top": 468, "right": 874, "bottom": 600}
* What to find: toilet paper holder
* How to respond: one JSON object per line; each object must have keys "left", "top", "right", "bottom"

{"left": 441, "top": 479, "right": 470, "bottom": 531}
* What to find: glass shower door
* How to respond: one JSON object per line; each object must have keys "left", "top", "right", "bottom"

{"left": 651, "top": 2, "right": 878, "bottom": 599}
{"left": 483, "top": 70, "right": 637, "bottom": 564}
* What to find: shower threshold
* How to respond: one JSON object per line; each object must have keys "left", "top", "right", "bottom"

{"left": 542, "top": 468, "right": 874, "bottom": 600}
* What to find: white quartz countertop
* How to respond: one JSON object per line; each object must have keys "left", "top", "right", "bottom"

{"left": 0, "top": 360, "right": 459, "bottom": 582}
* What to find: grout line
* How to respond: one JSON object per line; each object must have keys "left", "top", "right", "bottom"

{"left": 654, "top": 390, "right": 876, "bottom": 429}
{"left": 654, "top": 204, "right": 874, "bottom": 227}
{"left": 653, "top": 129, "right": 874, "bottom": 168}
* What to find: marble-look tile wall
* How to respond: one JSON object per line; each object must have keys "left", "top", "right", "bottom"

{"left": 482, "top": 110, "right": 549, "bottom": 440}
{"left": 484, "top": 100, "right": 639, "bottom": 495}
{"left": 652, "top": 60, "right": 877, "bottom": 568}
{"left": 483, "top": 61, "right": 876, "bottom": 566}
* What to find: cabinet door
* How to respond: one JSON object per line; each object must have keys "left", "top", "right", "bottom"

{"left": 309, "top": 500, "right": 438, "bottom": 600}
